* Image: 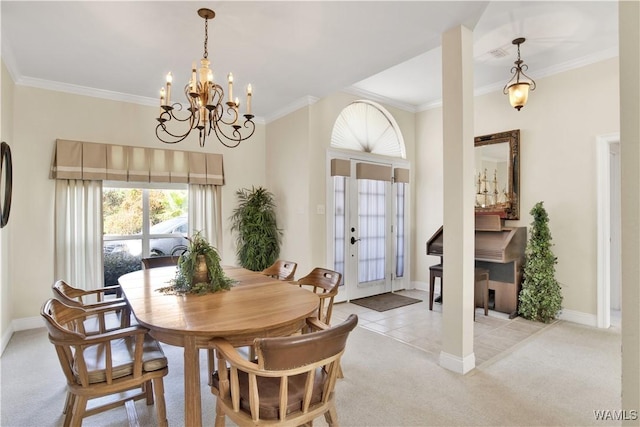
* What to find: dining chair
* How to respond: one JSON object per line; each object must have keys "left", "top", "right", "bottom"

{"left": 261, "top": 259, "right": 297, "bottom": 281}
{"left": 41, "top": 298, "right": 169, "bottom": 427}
{"left": 52, "top": 279, "right": 123, "bottom": 306}
{"left": 52, "top": 279, "right": 131, "bottom": 333}
{"left": 210, "top": 314, "right": 358, "bottom": 427}
{"left": 141, "top": 255, "right": 180, "bottom": 269}
{"left": 294, "top": 267, "right": 342, "bottom": 324}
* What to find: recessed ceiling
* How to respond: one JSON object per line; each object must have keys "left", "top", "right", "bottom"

{"left": 1, "top": 1, "right": 618, "bottom": 122}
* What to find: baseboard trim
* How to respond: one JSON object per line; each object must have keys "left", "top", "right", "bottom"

{"left": 558, "top": 309, "right": 598, "bottom": 327}
{"left": 413, "top": 280, "right": 428, "bottom": 292}
{"left": 0, "top": 325, "right": 13, "bottom": 356}
{"left": 439, "top": 350, "right": 476, "bottom": 374}
{"left": 12, "top": 316, "right": 43, "bottom": 332}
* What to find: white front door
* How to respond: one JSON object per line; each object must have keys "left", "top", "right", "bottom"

{"left": 329, "top": 156, "right": 409, "bottom": 302}
{"left": 346, "top": 168, "right": 393, "bottom": 299}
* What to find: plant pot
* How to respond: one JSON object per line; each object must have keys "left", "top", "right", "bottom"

{"left": 192, "top": 255, "right": 209, "bottom": 284}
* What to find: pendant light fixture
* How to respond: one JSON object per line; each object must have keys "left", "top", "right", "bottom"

{"left": 156, "top": 8, "right": 255, "bottom": 148}
{"left": 503, "top": 37, "right": 536, "bottom": 111}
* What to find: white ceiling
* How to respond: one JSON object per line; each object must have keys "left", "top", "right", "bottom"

{"left": 1, "top": 1, "right": 618, "bottom": 122}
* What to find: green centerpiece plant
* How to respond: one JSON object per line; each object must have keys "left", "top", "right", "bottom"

{"left": 518, "top": 201, "right": 563, "bottom": 323}
{"left": 230, "top": 186, "right": 282, "bottom": 271}
{"left": 159, "top": 231, "right": 235, "bottom": 294}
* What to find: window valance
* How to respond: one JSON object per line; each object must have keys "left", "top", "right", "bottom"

{"left": 330, "top": 159, "right": 410, "bottom": 183}
{"left": 51, "top": 139, "right": 225, "bottom": 185}
{"left": 393, "top": 168, "right": 410, "bottom": 183}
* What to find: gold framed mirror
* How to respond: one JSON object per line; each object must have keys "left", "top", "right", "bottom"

{"left": 474, "top": 129, "right": 520, "bottom": 220}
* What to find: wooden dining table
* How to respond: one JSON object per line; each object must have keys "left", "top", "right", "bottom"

{"left": 118, "top": 265, "right": 320, "bottom": 427}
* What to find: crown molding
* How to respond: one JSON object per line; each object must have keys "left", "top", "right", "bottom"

{"left": 16, "top": 76, "right": 160, "bottom": 106}
{"left": 264, "top": 96, "right": 319, "bottom": 123}
{"left": 343, "top": 86, "right": 417, "bottom": 113}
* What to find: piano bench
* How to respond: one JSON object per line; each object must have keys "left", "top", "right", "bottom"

{"left": 428, "top": 264, "right": 490, "bottom": 317}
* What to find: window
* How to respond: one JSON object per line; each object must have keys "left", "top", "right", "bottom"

{"left": 103, "top": 182, "right": 188, "bottom": 286}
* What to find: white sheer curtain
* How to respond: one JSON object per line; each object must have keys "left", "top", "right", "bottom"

{"left": 188, "top": 184, "right": 222, "bottom": 250}
{"left": 54, "top": 179, "right": 103, "bottom": 290}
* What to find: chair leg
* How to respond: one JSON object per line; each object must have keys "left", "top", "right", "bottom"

{"left": 215, "top": 399, "right": 226, "bottom": 427}
{"left": 144, "top": 380, "right": 154, "bottom": 405}
{"left": 152, "top": 377, "right": 168, "bottom": 427}
{"left": 70, "top": 395, "right": 88, "bottom": 427}
{"left": 62, "top": 393, "right": 75, "bottom": 427}
{"left": 62, "top": 391, "right": 72, "bottom": 414}
{"left": 324, "top": 403, "right": 339, "bottom": 427}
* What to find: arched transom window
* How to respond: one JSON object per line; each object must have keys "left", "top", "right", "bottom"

{"left": 330, "top": 100, "right": 406, "bottom": 159}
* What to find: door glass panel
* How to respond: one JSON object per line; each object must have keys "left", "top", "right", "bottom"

{"left": 358, "top": 179, "right": 386, "bottom": 283}
{"left": 396, "top": 183, "right": 405, "bottom": 277}
{"left": 333, "top": 176, "right": 346, "bottom": 279}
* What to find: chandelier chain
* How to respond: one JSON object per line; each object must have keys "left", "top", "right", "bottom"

{"left": 203, "top": 18, "right": 209, "bottom": 59}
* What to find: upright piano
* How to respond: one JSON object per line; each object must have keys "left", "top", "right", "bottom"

{"left": 426, "top": 217, "right": 526, "bottom": 317}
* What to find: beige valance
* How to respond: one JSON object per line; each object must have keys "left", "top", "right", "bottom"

{"left": 393, "top": 168, "right": 410, "bottom": 183}
{"left": 356, "top": 162, "right": 392, "bottom": 182}
{"left": 330, "top": 158, "right": 351, "bottom": 177}
{"left": 51, "top": 139, "right": 225, "bottom": 185}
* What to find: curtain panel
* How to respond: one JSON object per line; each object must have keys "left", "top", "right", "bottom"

{"left": 54, "top": 180, "right": 103, "bottom": 291}
{"left": 51, "top": 139, "right": 225, "bottom": 185}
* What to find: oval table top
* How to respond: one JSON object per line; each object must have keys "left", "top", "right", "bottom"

{"left": 118, "top": 265, "right": 320, "bottom": 346}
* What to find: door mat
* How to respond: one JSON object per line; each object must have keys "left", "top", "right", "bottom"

{"left": 351, "top": 293, "right": 422, "bottom": 312}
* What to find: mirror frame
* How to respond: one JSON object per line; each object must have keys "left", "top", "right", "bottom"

{"left": 474, "top": 129, "right": 520, "bottom": 220}
{"left": 0, "top": 142, "right": 12, "bottom": 228}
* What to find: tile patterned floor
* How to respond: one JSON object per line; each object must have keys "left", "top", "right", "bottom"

{"left": 331, "top": 289, "right": 550, "bottom": 366}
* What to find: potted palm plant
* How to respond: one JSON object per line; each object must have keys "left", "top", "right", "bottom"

{"left": 230, "top": 186, "right": 282, "bottom": 271}
{"left": 159, "top": 231, "right": 235, "bottom": 294}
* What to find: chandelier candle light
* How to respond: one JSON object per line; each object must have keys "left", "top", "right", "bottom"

{"left": 156, "top": 8, "right": 255, "bottom": 148}
{"left": 503, "top": 37, "right": 536, "bottom": 111}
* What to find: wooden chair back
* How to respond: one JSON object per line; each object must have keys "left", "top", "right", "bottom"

{"left": 52, "top": 279, "right": 123, "bottom": 307}
{"left": 295, "top": 267, "right": 342, "bottom": 324}
{"left": 261, "top": 259, "right": 297, "bottom": 281}
{"left": 41, "top": 298, "right": 169, "bottom": 427}
{"left": 52, "top": 279, "right": 130, "bottom": 333}
{"left": 141, "top": 255, "right": 179, "bottom": 269}
{"left": 211, "top": 314, "right": 357, "bottom": 426}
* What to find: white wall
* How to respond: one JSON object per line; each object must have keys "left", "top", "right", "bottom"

{"left": 4, "top": 83, "right": 266, "bottom": 328}
{"left": 1, "top": 60, "right": 15, "bottom": 348}
{"left": 415, "top": 57, "right": 620, "bottom": 319}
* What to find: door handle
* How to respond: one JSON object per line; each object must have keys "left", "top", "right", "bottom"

{"left": 350, "top": 236, "right": 361, "bottom": 245}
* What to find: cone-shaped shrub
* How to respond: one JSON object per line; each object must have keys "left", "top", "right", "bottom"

{"left": 518, "top": 201, "right": 562, "bottom": 323}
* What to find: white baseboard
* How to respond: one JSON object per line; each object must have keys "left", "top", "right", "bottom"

{"left": 412, "top": 280, "right": 428, "bottom": 292}
{"left": 12, "top": 316, "right": 44, "bottom": 332}
{"left": 558, "top": 309, "right": 598, "bottom": 327}
{"left": 1, "top": 316, "right": 45, "bottom": 356}
{"left": 0, "top": 325, "right": 13, "bottom": 356}
{"left": 439, "top": 350, "right": 476, "bottom": 374}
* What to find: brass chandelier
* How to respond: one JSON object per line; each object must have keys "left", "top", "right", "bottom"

{"left": 503, "top": 37, "right": 536, "bottom": 111}
{"left": 156, "top": 8, "right": 255, "bottom": 148}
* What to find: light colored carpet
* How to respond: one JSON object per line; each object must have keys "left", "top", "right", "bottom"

{"left": 0, "top": 317, "right": 621, "bottom": 426}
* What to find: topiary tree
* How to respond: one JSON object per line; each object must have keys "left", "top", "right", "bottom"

{"left": 230, "top": 186, "right": 282, "bottom": 271}
{"left": 518, "top": 201, "right": 563, "bottom": 322}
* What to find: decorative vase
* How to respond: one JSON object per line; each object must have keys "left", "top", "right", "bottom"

{"left": 192, "top": 255, "right": 209, "bottom": 284}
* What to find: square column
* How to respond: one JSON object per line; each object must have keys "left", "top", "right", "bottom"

{"left": 439, "top": 25, "right": 476, "bottom": 374}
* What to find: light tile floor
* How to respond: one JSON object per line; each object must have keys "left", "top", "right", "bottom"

{"left": 331, "top": 289, "right": 551, "bottom": 366}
